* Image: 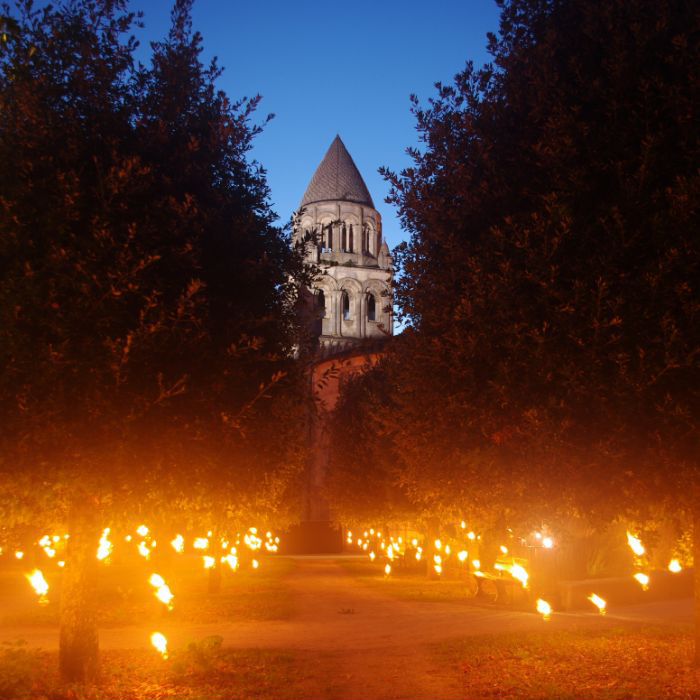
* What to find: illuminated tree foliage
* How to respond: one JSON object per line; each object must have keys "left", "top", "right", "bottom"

{"left": 0, "top": 0, "right": 307, "bottom": 681}
{"left": 330, "top": 0, "right": 698, "bottom": 612}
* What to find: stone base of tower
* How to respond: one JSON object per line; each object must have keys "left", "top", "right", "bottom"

{"left": 280, "top": 520, "right": 343, "bottom": 554}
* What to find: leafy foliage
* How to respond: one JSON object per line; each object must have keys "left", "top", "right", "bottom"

{"left": 0, "top": 0, "right": 306, "bottom": 538}
{"left": 329, "top": 0, "right": 699, "bottom": 538}
{"left": 0, "top": 0, "right": 309, "bottom": 680}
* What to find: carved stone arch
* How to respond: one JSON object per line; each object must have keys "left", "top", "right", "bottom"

{"left": 364, "top": 280, "right": 391, "bottom": 322}
{"left": 338, "top": 277, "right": 362, "bottom": 322}
{"left": 338, "top": 277, "right": 362, "bottom": 294}
{"left": 364, "top": 279, "right": 390, "bottom": 297}
{"left": 363, "top": 220, "right": 376, "bottom": 255}
{"left": 315, "top": 274, "right": 339, "bottom": 293}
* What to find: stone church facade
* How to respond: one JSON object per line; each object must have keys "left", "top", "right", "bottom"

{"left": 294, "top": 135, "right": 393, "bottom": 355}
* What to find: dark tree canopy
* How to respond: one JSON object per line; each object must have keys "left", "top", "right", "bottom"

{"left": 0, "top": 0, "right": 309, "bottom": 680}
{"left": 328, "top": 0, "right": 699, "bottom": 543}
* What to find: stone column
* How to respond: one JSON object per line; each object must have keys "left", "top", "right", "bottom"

{"left": 359, "top": 292, "right": 366, "bottom": 338}
{"left": 330, "top": 290, "right": 341, "bottom": 336}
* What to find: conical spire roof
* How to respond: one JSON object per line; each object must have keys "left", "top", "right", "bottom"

{"left": 300, "top": 135, "right": 374, "bottom": 208}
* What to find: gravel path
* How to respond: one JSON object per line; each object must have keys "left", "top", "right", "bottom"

{"left": 0, "top": 557, "right": 692, "bottom": 699}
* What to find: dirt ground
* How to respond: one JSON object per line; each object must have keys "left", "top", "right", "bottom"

{"left": 0, "top": 557, "right": 692, "bottom": 700}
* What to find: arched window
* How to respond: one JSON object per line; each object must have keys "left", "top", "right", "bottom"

{"left": 326, "top": 223, "right": 333, "bottom": 251}
{"left": 342, "top": 291, "right": 350, "bottom": 320}
{"left": 348, "top": 224, "right": 354, "bottom": 252}
{"left": 342, "top": 224, "right": 347, "bottom": 251}
{"left": 366, "top": 226, "right": 375, "bottom": 255}
{"left": 367, "top": 293, "right": 376, "bottom": 321}
{"left": 317, "top": 289, "right": 326, "bottom": 317}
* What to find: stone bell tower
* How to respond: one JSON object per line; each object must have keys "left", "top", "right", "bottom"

{"left": 294, "top": 135, "right": 393, "bottom": 356}
{"left": 283, "top": 136, "right": 393, "bottom": 553}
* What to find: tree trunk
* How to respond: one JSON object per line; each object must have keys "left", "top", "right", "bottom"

{"left": 694, "top": 505, "right": 700, "bottom": 666}
{"left": 59, "top": 503, "right": 100, "bottom": 683}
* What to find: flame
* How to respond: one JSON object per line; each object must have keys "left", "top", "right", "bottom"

{"left": 96, "top": 528, "right": 113, "bottom": 561}
{"left": 203, "top": 555, "right": 215, "bottom": 569}
{"left": 193, "top": 537, "right": 208, "bottom": 550}
{"left": 15, "top": 551, "right": 24, "bottom": 559}
{"left": 137, "top": 541, "right": 150, "bottom": 559}
{"left": 626, "top": 532, "right": 645, "bottom": 557}
{"left": 170, "top": 534, "right": 184, "bottom": 553}
{"left": 461, "top": 520, "right": 466, "bottom": 529}
{"left": 509, "top": 563, "right": 529, "bottom": 588}
{"left": 136, "top": 525, "right": 149, "bottom": 537}
{"left": 500, "top": 545, "right": 508, "bottom": 554}
{"left": 415, "top": 551, "right": 422, "bottom": 561}
{"left": 26, "top": 569, "right": 49, "bottom": 604}
{"left": 467, "top": 532, "right": 476, "bottom": 541}
{"left": 151, "top": 632, "right": 168, "bottom": 659}
{"left": 252, "top": 559, "right": 259, "bottom": 569}
{"left": 435, "top": 539, "right": 442, "bottom": 550}
{"left": 472, "top": 559, "right": 481, "bottom": 570}
{"left": 369, "top": 551, "right": 376, "bottom": 561}
{"left": 536, "top": 598, "right": 552, "bottom": 620}
{"left": 458, "top": 550, "right": 468, "bottom": 562}
{"left": 633, "top": 572, "right": 650, "bottom": 590}
{"left": 149, "top": 573, "right": 174, "bottom": 610}
{"left": 542, "top": 537, "right": 554, "bottom": 549}
{"left": 669, "top": 559, "right": 682, "bottom": 573}
{"left": 588, "top": 593, "right": 607, "bottom": 614}
{"left": 223, "top": 554, "right": 238, "bottom": 570}
{"left": 384, "top": 563, "right": 391, "bottom": 575}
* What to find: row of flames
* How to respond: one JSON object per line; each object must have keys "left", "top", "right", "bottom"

{"left": 20, "top": 525, "right": 279, "bottom": 608}
{"left": 347, "top": 524, "right": 686, "bottom": 621}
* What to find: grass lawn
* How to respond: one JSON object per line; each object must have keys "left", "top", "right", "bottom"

{"left": 336, "top": 557, "right": 480, "bottom": 604}
{"left": 0, "top": 555, "right": 295, "bottom": 627}
{"left": 433, "top": 624, "right": 700, "bottom": 699}
{"left": 0, "top": 637, "right": 305, "bottom": 699}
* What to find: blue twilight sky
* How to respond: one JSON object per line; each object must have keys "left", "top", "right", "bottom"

{"left": 133, "top": 0, "right": 502, "bottom": 251}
